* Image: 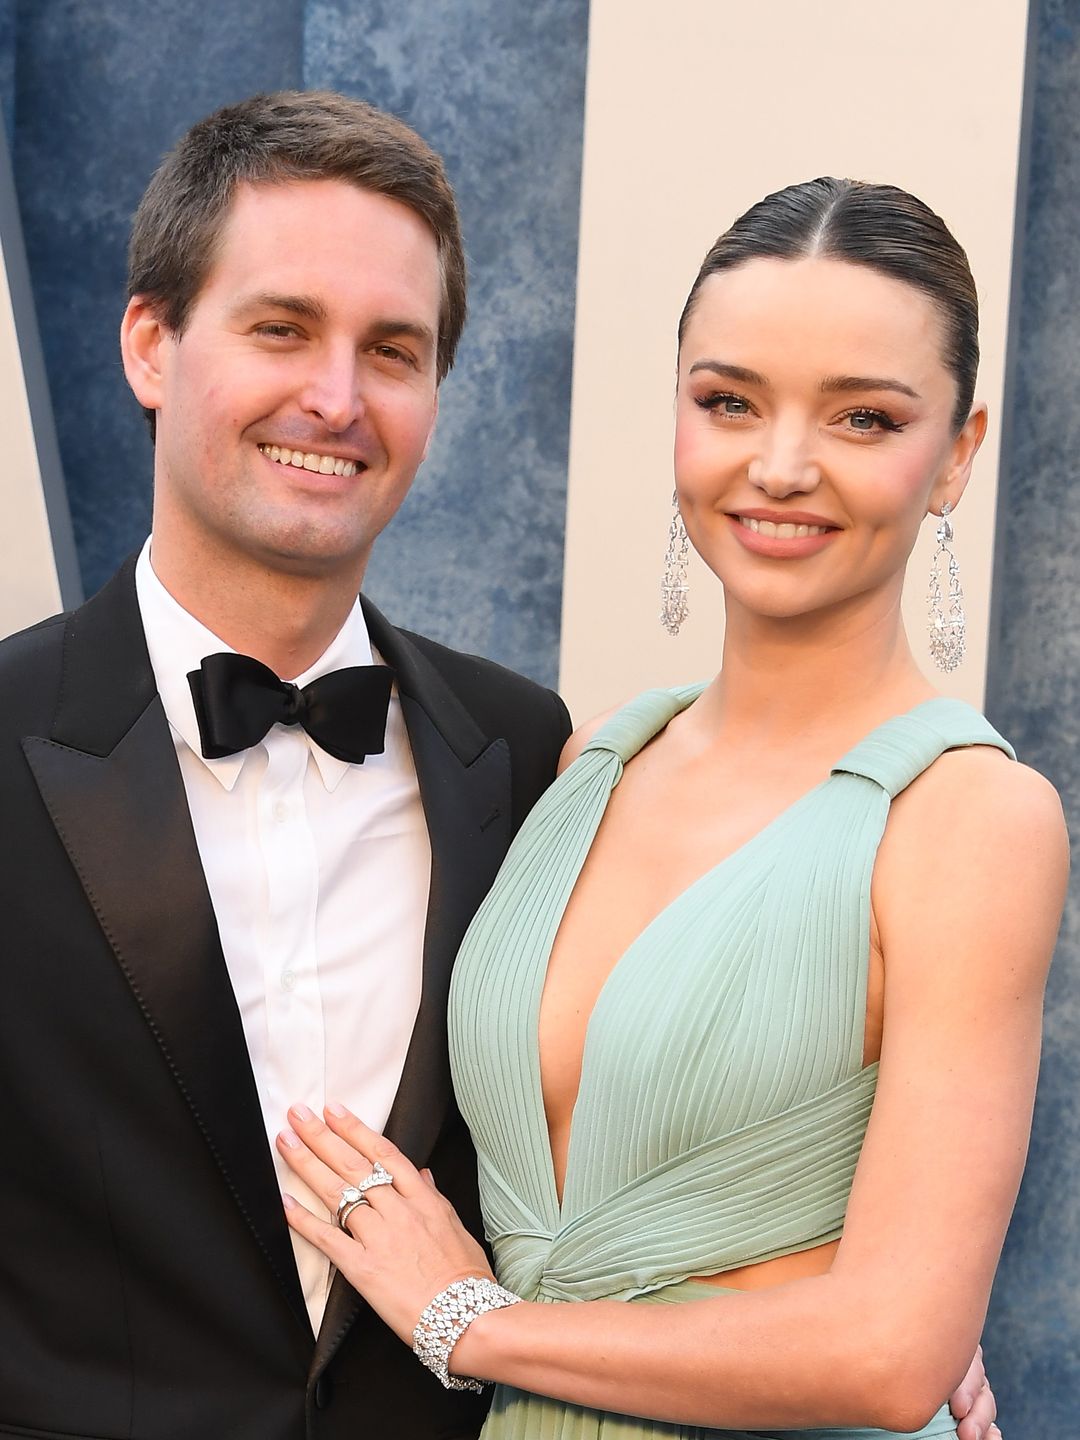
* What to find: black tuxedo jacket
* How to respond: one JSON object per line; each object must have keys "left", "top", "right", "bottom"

{"left": 0, "top": 556, "right": 570, "bottom": 1440}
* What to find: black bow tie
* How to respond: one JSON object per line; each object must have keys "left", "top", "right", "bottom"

{"left": 187, "top": 652, "right": 395, "bottom": 764}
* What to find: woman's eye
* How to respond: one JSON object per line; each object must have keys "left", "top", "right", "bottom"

{"left": 840, "top": 408, "right": 905, "bottom": 434}
{"left": 696, "top": 391, "right": 752, "bottom": 416}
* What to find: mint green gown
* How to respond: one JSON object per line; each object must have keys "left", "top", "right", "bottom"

{"left": 448, "top": 687, "right": 1014, "bottom": 1440}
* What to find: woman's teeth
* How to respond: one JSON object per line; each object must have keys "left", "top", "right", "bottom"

{"left": 738, "top": 516, "right": 830, "bottom": 538}
{"left": 258, "top": 443, "right": 359, "bottom": 477}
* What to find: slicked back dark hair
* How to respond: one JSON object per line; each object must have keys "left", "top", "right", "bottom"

{"left": 678, "top": 177, "right": 979, "bottom": 434}
{"left": 128, "top": 90, "right": 466, "bottom": 381}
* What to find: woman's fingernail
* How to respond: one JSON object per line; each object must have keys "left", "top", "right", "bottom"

{"left": 290, "top": 1103, "right": 315, "bottom": 1123}
{"left": 326, "top": 1101, "right": 348, "bottom": 1118}
{"left": 282, "top": 1192, "right": 297, "bottom": 1210}
{"left": 278, "top": 1129, "right": 301, "bottom": 1149}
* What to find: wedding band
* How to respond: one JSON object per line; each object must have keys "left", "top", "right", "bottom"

{"left": 336, "top": 1195, "right": 368, "bottom": 1232}
{"left": 334, "top": 1162, "right": 395, "bottom": 1230}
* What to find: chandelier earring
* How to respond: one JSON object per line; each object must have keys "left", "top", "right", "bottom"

{"left": 659, "top": 488, "right": 690, "bottom": 636}
{"left": 927, "top": 501, "right": 966, "bottom": 672}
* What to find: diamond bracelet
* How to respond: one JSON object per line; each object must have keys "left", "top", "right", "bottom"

{"left": 412, "top": 1275, "right": 523, "bottom": 1392}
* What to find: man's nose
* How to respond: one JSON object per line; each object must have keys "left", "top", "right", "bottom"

{"left": 300, "top": 348, "right": 363, "bottom": 433}
{"left": 749, "top": 421, "right": 821, "bottom": 497}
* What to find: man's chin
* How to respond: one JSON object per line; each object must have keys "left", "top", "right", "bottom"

{"left": 240, "top": 525, "right": 372, "bottom": 583}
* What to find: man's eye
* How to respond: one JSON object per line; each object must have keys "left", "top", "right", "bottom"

{"left": 255, "top": 323, "right": 300, "bottom": 339}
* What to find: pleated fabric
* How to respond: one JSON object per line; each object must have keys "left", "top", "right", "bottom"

{"left": 448, "top": 688, "right": 1014, "bottom": 1440}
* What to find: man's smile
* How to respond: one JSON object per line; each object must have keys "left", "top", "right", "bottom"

{"left": 257, "top": 442, "right": 364, "bottom": 477}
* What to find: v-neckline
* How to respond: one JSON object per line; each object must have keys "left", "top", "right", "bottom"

{"left": 532, "top": 691, "right": 949, "bottom": 1217}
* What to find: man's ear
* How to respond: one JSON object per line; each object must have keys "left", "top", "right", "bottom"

{"left": 120, "top": 296, "right": 169, "bottom": 414}
{"left": 930, "top": 402, "right": 987, "bottom": 515}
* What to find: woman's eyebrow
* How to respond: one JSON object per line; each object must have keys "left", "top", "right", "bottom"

{"left": 821, "top": 374, "right": 921, "bottom": 400}
{"left": 687, "top": 360, "right": 768, "bottom": 386}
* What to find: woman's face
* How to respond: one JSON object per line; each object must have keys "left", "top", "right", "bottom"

{"left": 673, "top": 255, "right": 985, "bottom": 623}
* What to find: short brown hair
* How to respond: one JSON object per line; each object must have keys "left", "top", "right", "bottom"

{"left": 128, "top": 90, "right": 467, "bottom": 381}
{"left": 679, "top": 178, "right": 978, "bottom": 434}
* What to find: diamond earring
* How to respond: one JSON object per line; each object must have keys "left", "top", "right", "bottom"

{"left": 928, "top": 501, "right": 965, "bottom": 672}
{"left": 659, "top": 488, "right": 690, "bottom": 636}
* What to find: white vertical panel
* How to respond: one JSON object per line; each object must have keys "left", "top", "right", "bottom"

{"left": 0, "top": 117, "right": 79, "bottom": 640}
{"left": 0, "top": 236, "right": 62, "bottom": 634}
{"left": 560, "top": 0, "right": 1030, "bottom": 721}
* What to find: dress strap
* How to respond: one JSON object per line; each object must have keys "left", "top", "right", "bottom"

{"left": 581, "top": 683, "right": 705, "bottom": 765}
{"left": 831, "top": 697, "right": 1015, "bottom": 799}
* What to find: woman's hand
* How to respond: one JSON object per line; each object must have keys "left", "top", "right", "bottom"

{"left": 276, "top": 1103, "right": 494, "bottom": 1345}
{"left": 949, "top": 1345, "right": 1000, "bottom": 1440}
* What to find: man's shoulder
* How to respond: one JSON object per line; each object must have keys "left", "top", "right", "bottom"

{"left": 397, "top": 624, "right": 571, "bottom": 749}
{"left": 380, "top": 620, "right": 572, "bottom": 803}
{"left": 0, "top": 608, "right": 68, "bottom": 683}
{"left": 399, "top": 625, "right": 561, "bottom": 709}
{"left": 0, "top": 609, "right": 70, "bottom": 757}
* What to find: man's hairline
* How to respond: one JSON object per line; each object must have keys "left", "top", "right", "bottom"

{"left": 132, "top": 173, "right": 452, "bottom": 371}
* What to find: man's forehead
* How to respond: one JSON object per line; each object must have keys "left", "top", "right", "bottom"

{"left": 201, "top": 178, "right": 443, "bottom": 312}
{"left": 219, "top": 175, "right": 438, "bottom": 247}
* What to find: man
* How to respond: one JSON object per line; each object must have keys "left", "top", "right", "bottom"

{"left": 0, "top": 92, "right": 996, "bottom": 1440}
{"left": 0, "top": 91, "right": 567, "bottom": 1439}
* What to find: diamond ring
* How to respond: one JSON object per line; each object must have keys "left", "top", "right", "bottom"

{"left": 335, "top": 1190, "right": 368, "bottom": 1232}
{"left": 334, "top": 1162, "right": 395, "bottom": 1231}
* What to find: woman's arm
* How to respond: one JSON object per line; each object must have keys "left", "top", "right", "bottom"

{"left": 279, "top": 749, "right": 1066, "bottom": 1432}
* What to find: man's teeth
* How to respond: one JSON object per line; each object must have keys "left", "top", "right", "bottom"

{"left": 258, "top": 443, "right": 359, "bottom": 478}
{"left": 739, "top": 516, "right": 831, "bottom": 539}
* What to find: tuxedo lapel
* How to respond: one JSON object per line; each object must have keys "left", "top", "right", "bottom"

{"left": 314, "top": 599, "right": 511, "bottom": 1372}
{"left": 23, "top": 559, "right": 310, "bottom": 1337}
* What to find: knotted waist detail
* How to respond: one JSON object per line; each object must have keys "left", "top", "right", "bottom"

{"left": 484, "top": 1064, "right": 878, "bottom": 1303}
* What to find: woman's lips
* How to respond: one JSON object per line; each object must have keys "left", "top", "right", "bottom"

{"left": 727, "top": 512, "right": 840, "bottom": 558}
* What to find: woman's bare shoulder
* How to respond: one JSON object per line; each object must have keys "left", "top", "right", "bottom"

{"left": 556, "top": 704, "right": 625, "bottom": 774}
{"left": 876, "top": 745, "right": 1068, "bottom": 986}
{"left": 895, "top": 744, "right": 1066, "bottom": 853}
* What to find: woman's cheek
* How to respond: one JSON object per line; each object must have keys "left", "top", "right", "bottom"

{"left": 870, "top": 449, "right": 941, "bottom": 527}
{"left": 673, "top": 420, "right": 735, "bottom": 497}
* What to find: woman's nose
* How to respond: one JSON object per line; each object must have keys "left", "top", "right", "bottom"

{"left": 748, "top": 426, "right": 821, "bottom": 497}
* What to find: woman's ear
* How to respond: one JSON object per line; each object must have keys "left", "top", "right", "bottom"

{"left": 120, "top": 296, "right": 168, "bottom": 414}
{"left": 931, "top": 402, "right": 987, "bottom": 515}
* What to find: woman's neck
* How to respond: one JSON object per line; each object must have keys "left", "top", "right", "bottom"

{"left": 694, "top": 592, "right": 937, "bottom": 752}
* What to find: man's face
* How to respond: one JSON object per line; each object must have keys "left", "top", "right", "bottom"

{"left": 123, "top": 178, "right": 442, "bottom": 584}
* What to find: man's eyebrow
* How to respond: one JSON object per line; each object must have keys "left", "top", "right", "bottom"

{"left": 232, "top": 292, "right": 328, "bottom": 323}
{"left": 687, "top": 360, "right": 769, "bottom": 386}
{"left": 368, "top": 319, "right": 437, "bottom": 350}
{"left": 821, "top": 374, "right": 921, "bottom": 400}
{"left": 231, "top": 297, "right": 436, "bottom": 352}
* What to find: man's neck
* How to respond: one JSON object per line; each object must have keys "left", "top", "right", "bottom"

{"left": 148, "top": 538, "right": 366, "bottom": 680}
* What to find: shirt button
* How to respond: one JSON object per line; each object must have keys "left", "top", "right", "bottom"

{"left": 281, "top": 970, "right": 297, "bottom": 991}
{"left": 273, "top": 801, "right": 289, "bottom": 823}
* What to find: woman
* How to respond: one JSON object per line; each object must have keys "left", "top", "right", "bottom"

{"left": 277, "top": 179, "right": 1068, "bottom": 1438}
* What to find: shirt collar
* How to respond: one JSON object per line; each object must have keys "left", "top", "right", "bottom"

{"left": 134, "top": 537, "right": 375, "bottom": 793}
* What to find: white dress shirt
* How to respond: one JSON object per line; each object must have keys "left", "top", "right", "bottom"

{"left": 135, "top": 539, "right": 430, "bottom": 1333}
